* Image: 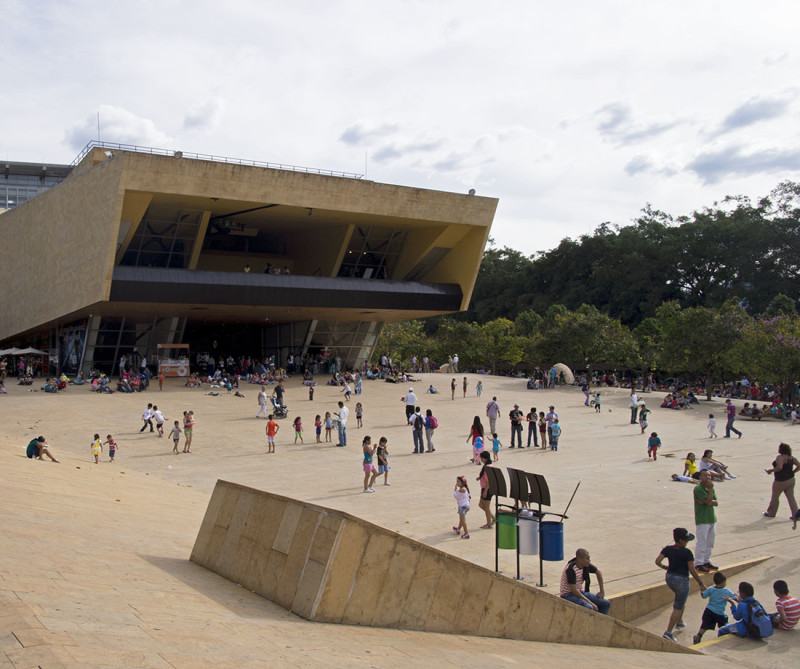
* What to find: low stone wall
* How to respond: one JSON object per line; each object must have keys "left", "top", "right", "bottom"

{"left": 191, "top": 480, "right": 697, "bottom": 654}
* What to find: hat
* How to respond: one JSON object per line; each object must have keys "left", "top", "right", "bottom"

{"left": 408, "top": 387, "right": 413, "bottom": 392}
{"left": 673, "top": 527, "right": 695, "bottom": 543}
{"left": 514, "top": 403, "right": 519, "bottom": 407}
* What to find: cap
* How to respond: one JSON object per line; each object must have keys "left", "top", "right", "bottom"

{"left": 673, "top": 527, "right": 695, "bottom": 543}
{"left": 514, "top": 403, "right": 519, "bottom": 407}
{"left": 408, "top": 387, "right": 413, "bottom": 392}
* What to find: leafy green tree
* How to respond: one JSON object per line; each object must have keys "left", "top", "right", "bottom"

{"left": 534, "top": 304, "right": 637, "bottom": 372}
{"left": 656, "top": 301, "right": 751, "bottom": 399}
{"left": 730, "top": 313, "right": 800, "bottom": 399}
{"left": 432, "top": 318, "right": 480, "bottom": 370}
{"left": 371, "top": 320, "right": 429, "bottom": 367}
{"left": 474, "top": 318, "right": 524, "bottom": 374}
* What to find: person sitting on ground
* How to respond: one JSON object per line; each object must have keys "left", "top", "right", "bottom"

{"left": 428, "top": 384, "right": 438, "bottom": 394}
{"left": 559, "top": 548, "right": 611, "bottom": 614}
{"left": 42, "top": 378, "right": 58, "bottom": 393}
{"left": 717, "top": 581, "right": 773, "bottom": 639}
{"left": 26, "top": 436, "right": 59, "bottom": 462}
{"left": 70, "top": 371, "right": 85, "bottom": 385}
{"left": 699, "top": 450, "right": 736, "bottom": 481}
{"left": 770, "top": 580, "right": 800, "bottom": 630}
{"left": 683, "top": 452, "right": 702, "bottom": 480}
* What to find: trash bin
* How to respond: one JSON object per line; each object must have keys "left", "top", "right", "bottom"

{"left": 496, "top": 511, "right": 517, "bottom": 550}
{"left": 541, "top": 521, "right": 564, "bottom": 561}
{"left": 517, "top": 516, "right": 539, "bottom": 555}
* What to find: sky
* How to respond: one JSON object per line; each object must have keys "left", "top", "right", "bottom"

{"left": 4, "top": 1, "right": 800, "bottom": 255}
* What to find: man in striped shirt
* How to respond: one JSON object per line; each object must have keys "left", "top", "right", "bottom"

{"left": 559, "top": 548, "right": 610, "bottom": 615}
{"left": 771, "top": 580, "right": 800, "bottom": 630}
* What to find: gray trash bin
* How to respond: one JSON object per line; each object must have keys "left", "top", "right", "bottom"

{"left": 517, "top": 516, "right": 539, "bottom": 555}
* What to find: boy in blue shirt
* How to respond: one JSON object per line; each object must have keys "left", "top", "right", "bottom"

{"left": 550, "top": 419, "right": 562, "bottom": 451}
{"left": 490, "top": 433, "right": 502, "bottom": 462}
{"left": 647, "top": 432, "right": 661, "bottom": 461}
{"left": 717, "top": 581, "right": 773, "bottom": 639}
{"left": 693, "top": 571, "right": 735, "bottom": 644}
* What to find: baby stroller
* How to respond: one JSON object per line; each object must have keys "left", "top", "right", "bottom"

{"left": 271, "top": 396, "right": 288, "bottom": 419}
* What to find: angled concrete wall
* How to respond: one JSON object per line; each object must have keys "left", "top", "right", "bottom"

{"left": 192, "top": 481, "right": 697, "bottom": 654}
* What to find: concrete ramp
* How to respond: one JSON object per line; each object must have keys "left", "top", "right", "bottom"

{"left": 191, "top": 480, "right": 696, "bottom": 654}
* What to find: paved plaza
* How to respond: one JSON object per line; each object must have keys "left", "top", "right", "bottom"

{"left": 2, "top": 373, "right": 798, "bottom": 667}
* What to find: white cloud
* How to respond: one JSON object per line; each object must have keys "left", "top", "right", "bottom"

{"left": 64, "top": 105, "right": 173, "bottom": 150}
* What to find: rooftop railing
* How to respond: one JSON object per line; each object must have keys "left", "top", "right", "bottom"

{"left": 70, "top": 141, "right": 364, "bottom": 179}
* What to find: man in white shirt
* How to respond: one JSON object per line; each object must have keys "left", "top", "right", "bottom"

{"left": 452, "top": 354, "right": 459, "bottom": 373}
{"left": 629, "top": 390, "right": 640, "bottom": 425}
{"left": 335, "top": 401, "right": 349, "bottom": 447}
{"left": 403, "top": 388, "right": 417, "bottom": 421}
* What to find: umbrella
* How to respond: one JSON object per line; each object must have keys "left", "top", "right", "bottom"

{"left": 15, "top": 347, "right": 47, "bottom": 355}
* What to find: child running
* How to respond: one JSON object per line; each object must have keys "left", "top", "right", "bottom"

{"left": 293, "top": 416, "right": 303, "bottom": 444}
{"left": 707, "top": 413, "right": 718, "bottom": 439}
{"left": 170, "top": 421, "right": 182, "bottom": 454}
{"left": 324, "top": 411, "right": 333, "bottom": 442}
{"left": 453, "top": 475, "right": 471, "bottom": 539}
{"left": 90, "top": 433, "right": 102, "bottom": 463}
{"left": 314, "top": 415, "right": 322, "bottom": 443}
{"left": 648, "top": 432, "right": 661, "bottom": 461}
{"left": 104, "top": 434, "right": 118, "bottom": 462}
{"left": 693, "top": 571, "right": 735, "bottom": 644}
{"left": 491, "top": 432, "right": 502, "bottom": 462}
{"left": 355, "top": 402, "right": 363, "bottom": 428}
{"left": 376, "top": 436, "right": 390, "bottom": 486}
{"left": 594, "top": 393, "right": 601, "bottom": 413}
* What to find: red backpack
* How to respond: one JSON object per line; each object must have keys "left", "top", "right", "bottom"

{"left": 429, "top": 415, "right": 438, "bottom": 429}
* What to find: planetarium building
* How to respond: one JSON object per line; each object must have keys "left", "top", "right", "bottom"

{"left": 0, "top": 143, "right": 497, "bottom": 374}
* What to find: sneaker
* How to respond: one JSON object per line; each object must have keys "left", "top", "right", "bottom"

{"left": 461, "top": 534, "right": 470, "bottom": 539}
{"left": 696, "top": 564, "right": 710, "bottom": 573}
{"left": 363, "top": 488, "right": 374, "bottom": 493}
{"left": 675, "top": 621, "right": 687, "bottom": 630}
{"left": 453, "top": 526, "right": 461, "bottom": 534}
{"left": 692, "top": 634, "right": 701, "bottom": 645}
{"left": 383, "top": 482, "right": 391, "bottom": 486}
{"left": 663, "top": 632, "right": 677, "bottom": 642}
{"left": 704, "top": 562, "right": 719, "bottom": 571}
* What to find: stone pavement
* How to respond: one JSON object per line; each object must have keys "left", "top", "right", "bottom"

{"left": 1, "top": 373, "right": 799, "bottom": 666}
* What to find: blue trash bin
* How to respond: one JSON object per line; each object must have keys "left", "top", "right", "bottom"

{"left": 541, "top": 521, "right": 564, "bottom": 561}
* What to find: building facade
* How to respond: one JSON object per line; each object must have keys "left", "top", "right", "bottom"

{"left": 0, "top": 142, "right": 497, "bottom": 374}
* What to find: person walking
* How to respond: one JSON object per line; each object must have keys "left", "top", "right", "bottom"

{"left": 723, "top": 399, "right": 742, "bottom": 439}
{"left": 656, "top": 527, "right": 706, "bottom": 642}
{"left": 694, "top": 471, "right": 719, "bottom": 573}
{"left": 485, "top": 396, "right": 500, "bottom": 434}
{"left": 476, "top": 451, "right": 495, "bottom": 528}
{"left": 466, "top": 416, "right": 485, "bottom": 464}
{"left": 409, "top": 406, "right": 425, "bottom": 454}
{"left": 424, "top": 409, "right": 437, "bottom": 452}
{"left": 256, "top": 386, "right": 268, "bottom": 418}
{"left": 403, "top": 387, "right": 417, "bottom": 421}
{"left": 763, "top": 442, "right": 800, "bottom": 521}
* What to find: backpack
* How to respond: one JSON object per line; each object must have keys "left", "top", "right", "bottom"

{"left": 744, "top": 600, "right": 773, "bottom": 639}
{"left": 429, "top": 415, "right": 438, "bottom": 429}
{"left": 414, "top": 414, "right": 424, "bottom": 430}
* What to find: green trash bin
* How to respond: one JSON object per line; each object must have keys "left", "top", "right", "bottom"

{"left": 496, "top": 511, "right": 517, "bottom": 550}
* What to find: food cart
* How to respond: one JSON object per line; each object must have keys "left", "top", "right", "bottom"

{"left": 157, "top": 343, "right": 191, "bottom": 377}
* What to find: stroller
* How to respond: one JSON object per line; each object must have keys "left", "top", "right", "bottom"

{"left": 271, "top": 396, "right": 288, "bottom": 419}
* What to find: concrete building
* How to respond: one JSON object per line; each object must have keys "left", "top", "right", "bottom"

{"left": 0, "top": 142, "right": 497, "bottom": 375}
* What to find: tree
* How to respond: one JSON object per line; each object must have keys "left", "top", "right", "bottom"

{"left": 474, "top": 318, "right": 524, "bottom": 374}
{"left": 656, "top": 301, "right": 751, "bottom": 399}
{"left": 534, "top": 304, "right": 638, "bottom": 372}
{"left": 371, "top": 320, "right": 430, "bottom": 367}
{"left": 731, "top": 313, "right": 800, "bottom": 400}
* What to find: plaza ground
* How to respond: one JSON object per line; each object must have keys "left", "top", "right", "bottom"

{"left": 2, "top": 372, "right": 798, "bottom": 667}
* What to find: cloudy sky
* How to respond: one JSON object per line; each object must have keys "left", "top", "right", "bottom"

{"left": 4, "top": 1, "right": 799, "bottom": 254}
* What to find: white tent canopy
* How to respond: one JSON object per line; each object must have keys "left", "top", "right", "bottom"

{"left": 553, "top": 362, "right": 575, "bottom": 385}
{"left": 0, "top": 347, "right": 46, "bottom": 356}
